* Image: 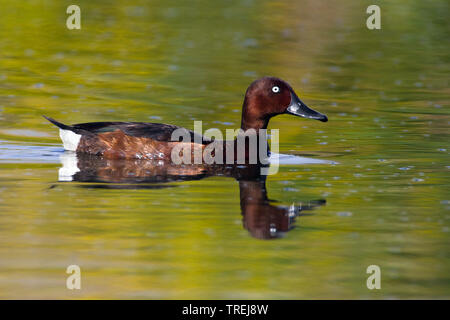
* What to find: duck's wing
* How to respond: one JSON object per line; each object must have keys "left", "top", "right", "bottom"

{"left": 44, "top": 117, "right": 212, "bottom": 144}
{"left": 73, "top": 121, "right": 212, "bottom": 144}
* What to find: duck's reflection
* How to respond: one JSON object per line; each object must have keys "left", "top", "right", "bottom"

{"left": 59, "top": 153, "right": 325, "bottom": 239}
{"left": 239, "top": 180, "right": 325, "bottom": 239}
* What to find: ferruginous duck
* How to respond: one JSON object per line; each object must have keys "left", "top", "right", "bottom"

{"left": 44, "top": 76, "right": 327, "bottom": 162}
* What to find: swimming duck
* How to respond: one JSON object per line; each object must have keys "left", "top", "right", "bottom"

{"left": 44, "top": 76, "right": 327, "bottom": 162}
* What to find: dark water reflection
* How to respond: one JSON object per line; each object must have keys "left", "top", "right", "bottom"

{"left": 63, "top": 153, "right": 325, "bottom": 240}
{"left": 0, "top": 0, "right": 448, "bottom": 299}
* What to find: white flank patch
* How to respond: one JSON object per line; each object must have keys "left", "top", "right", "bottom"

{"left": 59, "top": 129, "right": 81, "bottom": 151}
{"left": 269, "top": 153, "right": 338, "bottom": 165}
{"left": 58, "top": 152, "right": 80, "bottom": 181}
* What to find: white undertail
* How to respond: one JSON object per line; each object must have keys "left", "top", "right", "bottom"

{"left": 59, "top": 129, "right": 81, "bottom": 151}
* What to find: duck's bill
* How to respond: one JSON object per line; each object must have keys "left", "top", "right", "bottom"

{"left": 286, "top": 92, "right": 328, "bottom": 122}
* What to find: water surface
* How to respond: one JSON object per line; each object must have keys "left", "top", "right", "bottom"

{"left": 0, "top": 0, "right": 449, "bottom": 299}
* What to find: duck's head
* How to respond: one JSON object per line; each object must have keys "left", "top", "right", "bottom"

{"left": 241, "top": 76, "right": 328, "bottom": 130}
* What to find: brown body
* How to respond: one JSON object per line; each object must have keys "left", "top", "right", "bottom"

{"left": 78, "top": 129, "right": 205, "bottom": 160}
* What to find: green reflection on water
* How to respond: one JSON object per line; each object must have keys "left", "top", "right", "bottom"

{"left": 0, "top": 0, "right": 449, "bottom": 298}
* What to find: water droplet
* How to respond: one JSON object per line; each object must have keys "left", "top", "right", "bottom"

{"left": 328, "top": 66, "right": 341, "bottom": 73}
{"left": 58, "top": 65, "right": 69, "bottom": 73}
{"left": 337, "top": 211, "right": 352, "bottom": 217}
{"left": 33, "top": 83, "right": 44, "bottom": 89}
{"left": 242, "top": 38, "right": 258, "bottom": 48}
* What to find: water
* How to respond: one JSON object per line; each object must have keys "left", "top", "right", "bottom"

{"left": 0, "top": 0, "right": 449, "bottom": 299}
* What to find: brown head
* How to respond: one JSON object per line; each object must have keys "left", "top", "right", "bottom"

{"left": 240, "top": 76, "right": 327, "bottom": 130}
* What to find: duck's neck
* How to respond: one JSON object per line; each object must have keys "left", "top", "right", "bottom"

{"left": 241, "top": 116, "right": 268, "bottom": 132}
{"left": 236, "top": 108, "right": 271, "bottom": 161}
{"left": 236, "top": 96, "right": 272, "bottom": 160}
{"left": 240, "top": 97, "right": 269, "bottom": 132}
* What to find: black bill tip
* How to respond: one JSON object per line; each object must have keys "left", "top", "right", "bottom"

{"left": 286, "top": 92, "right": 328, "bottom": 123}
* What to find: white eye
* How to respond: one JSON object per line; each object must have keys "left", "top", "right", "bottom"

{"left": 272, "top": 86, "right": 280, "bottom": 93}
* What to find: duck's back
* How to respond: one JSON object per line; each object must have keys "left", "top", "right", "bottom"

{"left": 71, "top": 121, "right": 211, "bottom": 143}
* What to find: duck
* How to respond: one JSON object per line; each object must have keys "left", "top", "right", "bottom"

{"left": 44, "top": 76, "right": 327, "bottom": 163}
